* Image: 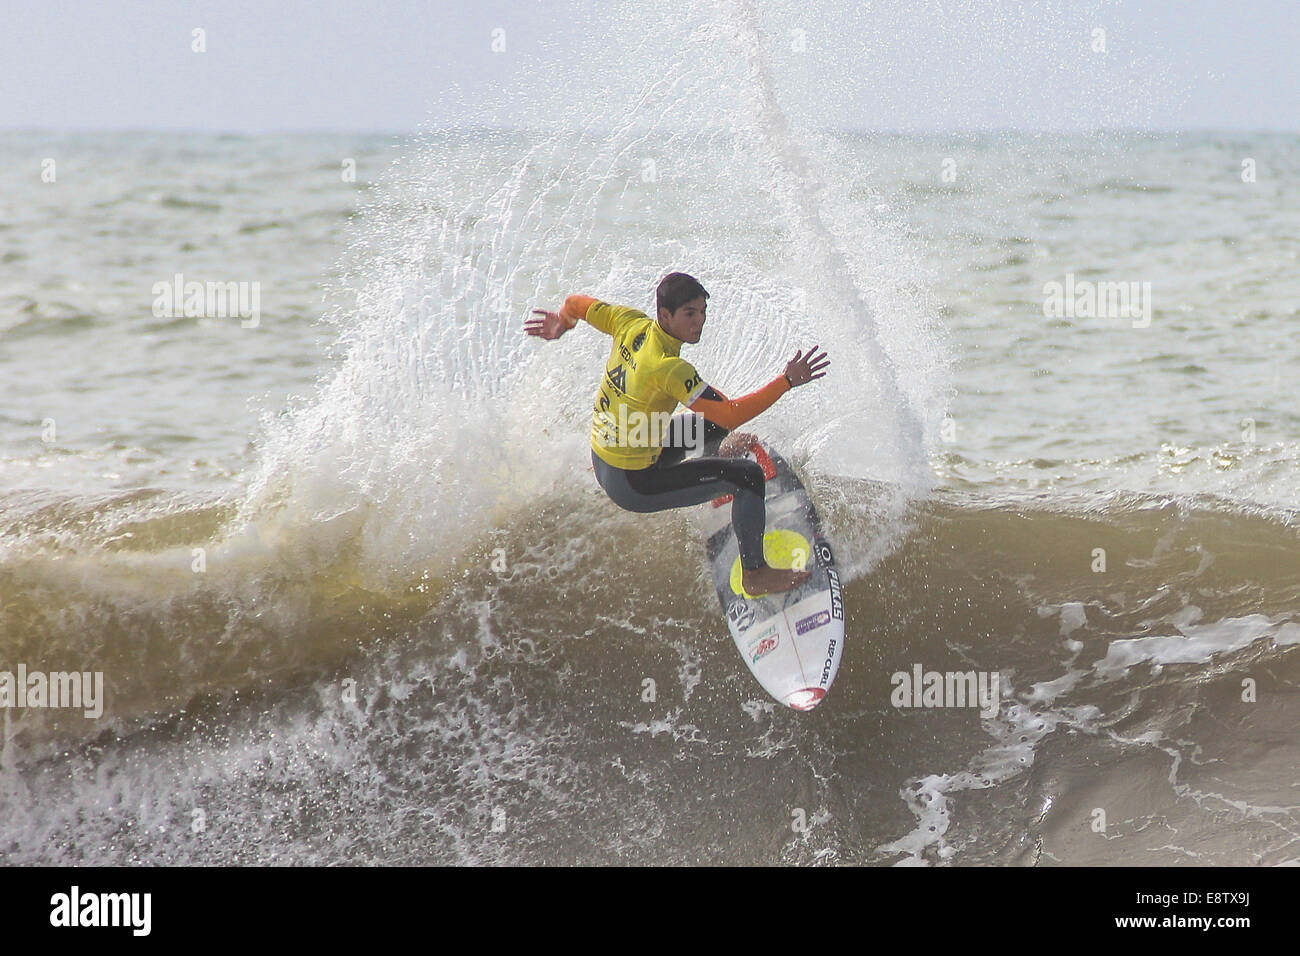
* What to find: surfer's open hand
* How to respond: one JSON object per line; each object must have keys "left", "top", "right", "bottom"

{"left": 525, "top": 308, "right": 572, "bottom": 341}
{"left": 783, "top": 346, "right": 829, "bottom": 387}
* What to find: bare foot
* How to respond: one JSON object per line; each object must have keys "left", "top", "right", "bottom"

{"left": 742, "top": 564, "right": 812, "bottom": 596}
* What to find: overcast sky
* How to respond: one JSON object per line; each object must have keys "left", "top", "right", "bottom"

{"left": 2, "top": 0, "right": 1296, "bottom": 132}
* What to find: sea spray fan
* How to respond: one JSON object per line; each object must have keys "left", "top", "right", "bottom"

{"left": 236, "top": 0, "right": 948, "bottom": 586}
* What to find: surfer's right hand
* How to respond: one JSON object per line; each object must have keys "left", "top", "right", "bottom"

{"left": 784, "top": 346, "right": 829, "bottom": 387}
{"left": 525, "top": 308, "right": 572, "bottom": 341}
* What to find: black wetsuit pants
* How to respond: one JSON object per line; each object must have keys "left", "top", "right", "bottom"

{"left": 591, "top": 413, "right": 767, "bottom": 570}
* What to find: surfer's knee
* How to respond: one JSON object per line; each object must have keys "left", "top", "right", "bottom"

{"left": 598, "top": 483, "right": 656, "bottom": 514}
{"left": 726, "top": 458, "right": 766, "bottom": 497}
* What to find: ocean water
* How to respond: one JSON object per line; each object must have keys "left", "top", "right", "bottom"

{"left": 2, "top": 2, "right": 1299, "bottom": 865}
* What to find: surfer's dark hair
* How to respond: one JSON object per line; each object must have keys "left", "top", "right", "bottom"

{"left": 656, "top": 272, "right": 709, "bottom": 317}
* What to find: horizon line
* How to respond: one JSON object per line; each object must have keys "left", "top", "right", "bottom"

{"left": 0, "top": 124, "right": 1296, "bottom": 137}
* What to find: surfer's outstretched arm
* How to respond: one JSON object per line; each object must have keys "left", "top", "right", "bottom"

{"left": 688, "top": 380, "right": 788, "bottom": 430}
{"left": 525, "top": 294, "right": 600, "bottom": 340}
{"left": 688, "top": 345, "right": 830, "bottom": 430}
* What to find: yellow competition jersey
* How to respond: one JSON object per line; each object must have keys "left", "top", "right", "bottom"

{"left": 587, "top": 301, "right": 708, "bottom": 469}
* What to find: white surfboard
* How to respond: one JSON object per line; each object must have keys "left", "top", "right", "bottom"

{"left": 701, "top": 439, "right": 845, "bottom": 711}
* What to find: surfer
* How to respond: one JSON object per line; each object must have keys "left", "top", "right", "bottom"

{"left": 526, "top": 272, "right": 829, "bottom": 595}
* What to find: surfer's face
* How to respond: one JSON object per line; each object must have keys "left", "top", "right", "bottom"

{"left": 661, "top": 297, "right": 707, "bottom": 344}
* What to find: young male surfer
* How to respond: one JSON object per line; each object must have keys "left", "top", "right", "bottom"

{"left": 526, "top": 272, "right": 829, "bottom": 595}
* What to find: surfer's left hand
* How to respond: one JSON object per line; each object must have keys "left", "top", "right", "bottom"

{"left": 784, "top": 345, "right": 830, "bottom": 387}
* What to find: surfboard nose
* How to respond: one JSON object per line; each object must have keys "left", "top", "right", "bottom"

{"left": 785, "top": 687, "right": 827, "bottom": 711}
